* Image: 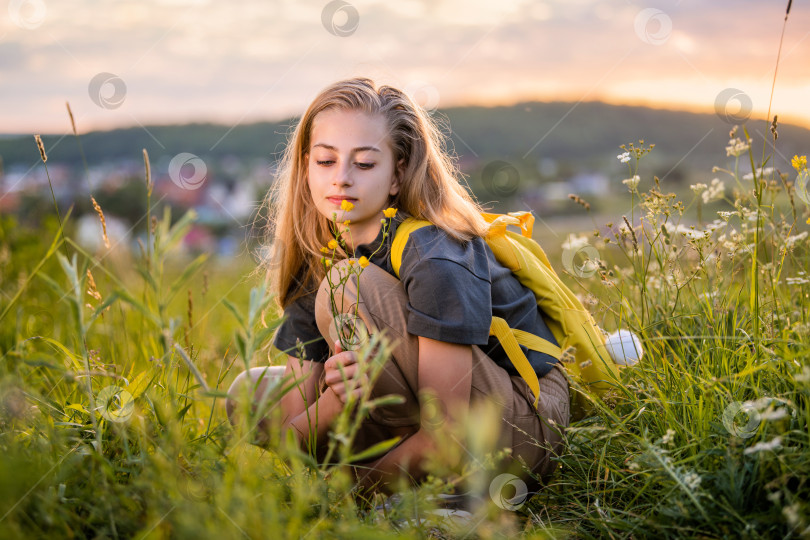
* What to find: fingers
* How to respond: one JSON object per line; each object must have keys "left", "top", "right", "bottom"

{"left": 328, "top": 377, "right": 369, "bottom": 404}
{"left": 323, "top": 339, "right": 371, "bottom": 403}
{"left": 323, "top": 348, "right": 358, "bottom": 373}
{"left": 323, "top": 362, "right": 362, "bottom": 386}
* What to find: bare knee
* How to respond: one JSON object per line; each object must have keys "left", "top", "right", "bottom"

{"left": 225, "top": 366, "right": 285, "bottom": 427}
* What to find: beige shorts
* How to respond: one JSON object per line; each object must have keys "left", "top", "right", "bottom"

{"left": 314, "top": 260, "right": 570, "bottom": 486}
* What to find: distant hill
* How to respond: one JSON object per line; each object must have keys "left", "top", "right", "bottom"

{"left": 2, "top": 101, "right": 808, "bottom": 182}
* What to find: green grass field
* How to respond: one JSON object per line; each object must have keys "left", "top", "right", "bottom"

{"left": 1, "top": 136, "right": 808, "bottom": 539}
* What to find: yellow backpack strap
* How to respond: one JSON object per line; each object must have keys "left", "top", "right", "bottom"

{"left": 391, "top": 217, "right": 432, "bottom": 278}
{"left": 490, "top": 316, "right": 541, "bottom": 408}
{"left": 482, "top": 211, "right": 534, "bottom": 238}
{"left": 511, "top": 328, "right": 562, "bottom": 359}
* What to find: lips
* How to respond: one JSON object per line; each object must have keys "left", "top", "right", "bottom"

{"left": 327, "top": 196, "right": 357, "bottom": 205}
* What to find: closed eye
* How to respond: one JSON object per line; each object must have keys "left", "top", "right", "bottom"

{"left": 314, "top": 160, "right": 374, "bottom": 169}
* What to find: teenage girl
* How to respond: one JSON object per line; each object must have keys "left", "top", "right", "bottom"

{"left": 228, "top": 77, "right": 570, "bottom": 493}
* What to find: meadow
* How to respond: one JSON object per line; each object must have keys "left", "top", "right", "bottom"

{"left": 1, "top": 127, "right": 808, "bottom": 539}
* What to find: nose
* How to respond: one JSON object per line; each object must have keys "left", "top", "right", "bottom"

{"left": 333, "top": 160, "right": 353, "bottom": 186}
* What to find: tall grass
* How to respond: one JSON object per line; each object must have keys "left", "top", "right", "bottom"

{"left": 0, "top": 204, "right": 416, "bottom": 538}
{"left": 1, "top": 109, "right": 809, "bottom": 539}
{"left": 536, "top": 135, "right": 810, "bottom": 538}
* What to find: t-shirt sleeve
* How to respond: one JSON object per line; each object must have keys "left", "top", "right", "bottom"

{"left": 399, "top": 230, "right": 493, "bottom": 345}
{"left": 272, "top": 289, "right": 330, "bottom": 363}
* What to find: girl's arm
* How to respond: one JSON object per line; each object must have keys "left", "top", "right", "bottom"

{"left": 280, "top": 355, "right": 322, "bottom": 423}
{"left": 279, "top": 350, "right": 361, "bottom": 449}
{"left": 355, "top": 335, "right": 473, "bottom": 490}
{"left": 280, "top": 355, "right": 334, "bottom": 447}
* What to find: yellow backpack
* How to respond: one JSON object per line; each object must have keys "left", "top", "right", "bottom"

{"left": 390, "top": 211, "right": 622, "bottom": 420}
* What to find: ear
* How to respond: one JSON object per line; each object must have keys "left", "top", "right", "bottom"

{"left": 390, "top": 158, "right": 405, "bottom": 196}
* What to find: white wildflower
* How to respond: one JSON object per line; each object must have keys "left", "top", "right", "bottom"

{"left": 783, "top": 504, "right": 801, "bottom": 527}
{"left": 759, "top": 408, "right": 788, "bottom": 421}
{"left": 690, "top": 183, "right": 708, "bottom": 194}
{"left": 562, "top": 234, "right": 590, "bottom": 251}
{"left": 717, "top": 211, "right": 737, "bottom": 222}
{"left": 622, "top": 175, "right": 640, "bottom": 189}
{"left": 702, "top": 178, "right": 725, "bottom": 204}
{"left": 617, "top": 152, "right": 631, "bottom": 163}
{"left": 743, "top": 436, "right": 782, "bottom": 455}
{"left": 726, "top": 138, "right": 750, "bottom": 157}
{"left": 786, "top": 276, "right": 810, "bottom": 285}
{"left": 785, "top": 231, "right": 808, "bottom": 248}
{"left": 705, "top": 219, "right": 727, "bottom": 233}
{"left": 661, "top": 429, "right": 675, "bottom": 445}
{"left": 737, "top": 206, "right": 756, "bottom": 221}
{"left": 742, "top": 167, "right": 774, "bottom": 181}
{"left": 675, "top": 224, "right": 707, "bottom": 240}
{"left": 682, "top": 472, "right": 702, "bottom": 490}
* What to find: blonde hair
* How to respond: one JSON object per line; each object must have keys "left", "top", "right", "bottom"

{"left": 261, "top": 77, "right": 488, "bottom": 309}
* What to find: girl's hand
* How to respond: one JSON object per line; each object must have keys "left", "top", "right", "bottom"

{"left": 323, "top": 340, "right": 369, "bottom": 404}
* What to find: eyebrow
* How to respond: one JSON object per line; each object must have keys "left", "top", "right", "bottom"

{"left": 311, "top": 143, "right": 381, "bottom": 153}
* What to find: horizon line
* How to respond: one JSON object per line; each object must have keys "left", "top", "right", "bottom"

{"left": 3, "top": 97, "right": 809, "bottom": 137}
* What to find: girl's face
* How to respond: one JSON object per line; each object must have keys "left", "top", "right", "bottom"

{"left": 306, "top": 108, "right": 401, "bottom": 249}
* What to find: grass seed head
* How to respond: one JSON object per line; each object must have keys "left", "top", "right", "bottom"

{"left": 34, "top": 135, "right": 47, "bottom": 163}
{"left": 66, "top": 102, "right": 77, "bottom": 136}
{"left": 143, "top": 148, "right": 152, "bottom": 194}
{"left": 91, "top": 196, "right": 111, "bottom": 249}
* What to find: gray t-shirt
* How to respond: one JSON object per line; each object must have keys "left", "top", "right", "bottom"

{"left": 272, "top": 212, "right": 559, "bottom": 378}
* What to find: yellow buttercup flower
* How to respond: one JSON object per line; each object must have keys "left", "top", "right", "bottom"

{"left": 807, "top": 217, "right": 810, "bottom": 225}
{"left": 342, "top": 220, "right": 351, "bottom": 226}
{"left": 324, "top": 259, "right": 332, "bottom": 268}
{"left": 358, "top": 256, "right": 369, "bottom": 268}
{"left": 327, "top": 239, "right": 338, "bottom": 250}
{"left": 320, "top": 247, "right": 329, "bottom": 254}
{"left": 340, "top": 200, "right": 354, "bottom": 211}
{"left": 792, "top": 155, "right": 807, "bottom": 171}
{"left": 383, "top": 207, "right": 397, "bottom": 218}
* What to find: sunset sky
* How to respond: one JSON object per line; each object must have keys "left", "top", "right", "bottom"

{"left": 1, "top": 0, "right": 808, "bottom": 135}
